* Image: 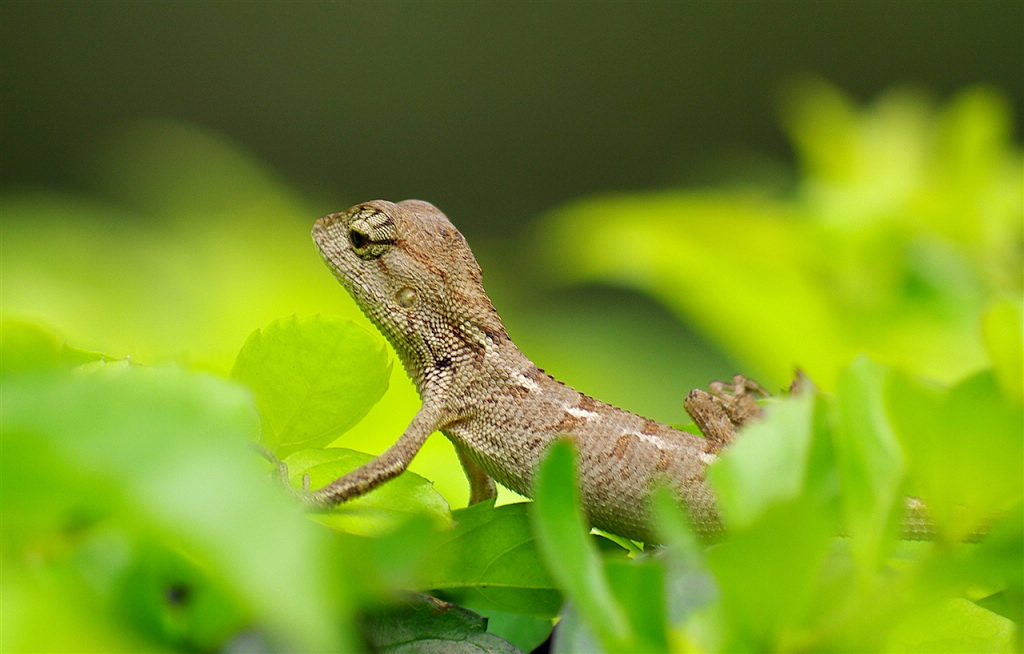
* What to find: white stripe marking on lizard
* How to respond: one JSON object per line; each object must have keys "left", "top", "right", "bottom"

{"left": 566, "top": 406, "right": 601, "bottom": 421}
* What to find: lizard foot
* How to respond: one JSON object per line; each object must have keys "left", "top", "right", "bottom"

{"left": 251, "top": 442, "right": 320, "bottom": 506}
{"left": 684, "top": 374, "right": 770, "bottom": 452}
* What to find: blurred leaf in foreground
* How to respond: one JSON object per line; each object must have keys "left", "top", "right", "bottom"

{"left": 703, "top": 392, "right": 836, "bottom": 650}
{"left": 0, "top": 320, "right": 106, "bottom": 375}
{"left": 707, "top": 389, "right": 826, "bottom": 530}
{"left": 887, "top": 369, "right": 1023, "bottom": 543}
{"left": 644, "top": 348, "right": 1021, "bottom": 652}
{"left": 982, "top": 297, "right": 1024, "bottom": 403}
{"left": 532, "top": 439, "right": 668, "bottom": 654}
{"left": 830, "top": 357, "right": 905, "bottom": 570}
{"left": 1, "top": 341, "right": 353, "bottom": 652}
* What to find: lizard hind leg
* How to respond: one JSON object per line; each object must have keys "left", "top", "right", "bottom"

{"left": 684, "top": 375, "right": 769, "bottom": 453}
{"left": 455, "top": 444, "right": 497, "bottom": 505}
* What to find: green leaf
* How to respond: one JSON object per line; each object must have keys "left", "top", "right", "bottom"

{"left": 887, "top": 370, "right": 1024, "bottom": 542}
{"left": 649, "top": 486, "right": 718, "bottom": 624}
{"left": 478, "top": 610, "right": 554, "bottom": 653}
{"left": 0, "top": 320, "right": 106, "bottom": 375}
{"left": 530, "top": 439, "right": 634, "bottom": 652}
{"left": 831, "top": 357, "right": 904, "bottom": 569}
{"left": 282, "top": 447, "right": 451, "bottom": 535}
{"left": 116, "top": 535, "right": 247, "bottom": 650}
{"left": 704, "top": 500, "right": 835, "bottom": 651}
{"left": 423, "top": 501, "right": 561, "bottom": 618}
{"left": 0, "top": 320, "right": 63, "bottom": 374}
{"left": 970, "top": 506, "right": 1024, "bottom": 630}
{"left": 886, "top": 598, "right": 1016, "bottom": 653}
{"left": 3, "top": 560, "right": 158, "bottom": 653}
{"left": 1, "top": 363, "right": 354, "bottom": 652}
{"left": 604, "top": 558, "right": 670, "bottom": 653}
{"left": 429, "top": 502, "right": 562, "bottom": 617}
{"left": 423, "top": 501, "right": 565, "bottom": 618}
{"left": 231, "top": 315, "right": 391, "bottom": 457}
{"left": 707, "top": 391, "right": 824, "bottom": 529}
{"left": 361, "top": 593, "right": 522, "bottom": 654}
{"left": 982, "top": 298, "right": 1023, "bottom": 403}
{"left": 701, "top": 389, "right": 839, "bottom": 650}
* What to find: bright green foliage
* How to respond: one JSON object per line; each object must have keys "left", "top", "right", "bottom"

{"left": 0, "top": 321, "right": 106, "bottom": 374}
{"left": 831, "top": 357, "right": 906, "bottom": 569}
{"left": 983, "top": 297, "right": 1024, "bottom": 402}
{"left": 231, "top": 315, "right": 391, "bottom": 457}
{"left": 477, "top": 610, "right": 556, "bottom": 653}
{"left": 886, "top": 598, "right": 1018, "bottom": 654}
{"left": 10, "top": 317, "right": 1014, "bottom": 652}
{"left": 1, "top": 321, "right": 562, "bottom": 652}
{"left": 1, "top": 331, "right": 355, "bottom": 652}
{"left": 539, "top": 81, "right": 1022, "bottom": 389}
{"left": 706, "top": 389, "right": 826, "bottom": 530}
{"left": 3, "top": 82, "right": 1020, "bottom": 652}
{"left": 888, "top": 370, "right": 1023, "bottom": 544}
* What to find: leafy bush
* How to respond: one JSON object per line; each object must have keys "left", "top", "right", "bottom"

{"left": 3, "top": 82, "right": 1021, "bottom": 652}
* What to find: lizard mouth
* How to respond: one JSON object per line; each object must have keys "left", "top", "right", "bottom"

{"left": 312, "top": 211, "right": 363, "bottom": 296}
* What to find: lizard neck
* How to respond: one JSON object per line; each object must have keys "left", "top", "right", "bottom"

{"left": 377, "top": 310, "right": 522, "bottom": 401}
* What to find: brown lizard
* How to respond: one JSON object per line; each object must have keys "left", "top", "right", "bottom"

{"left": 303, "top": 198, "right": 760, "bottom": 542}
{"left": 305, "top": 199, "right": 941, "bottom": 542}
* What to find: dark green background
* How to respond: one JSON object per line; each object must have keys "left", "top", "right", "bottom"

{"left": 3, "top": 1, "right": 1021, "bottom": 238}
{"left": 2, "top": 0, "right": 1020, "bottom": 431}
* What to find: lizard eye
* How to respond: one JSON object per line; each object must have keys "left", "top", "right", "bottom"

{"left": 348, "top": 212, "right": 397, "bottom": 260}
{"left": 349, "top": 226, "right": 370, "bottom": 251}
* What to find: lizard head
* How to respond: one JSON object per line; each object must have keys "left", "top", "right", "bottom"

{"left": 313, "top": 200, "right": 509, "bottom": 381}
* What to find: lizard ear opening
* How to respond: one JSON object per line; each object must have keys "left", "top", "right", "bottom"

{"left": 396, "top": 287, "right": 417, "bottom": 308}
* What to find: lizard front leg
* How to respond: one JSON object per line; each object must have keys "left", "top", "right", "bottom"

{"left": 303, "top": 404, "right": 445, "bottom": 507}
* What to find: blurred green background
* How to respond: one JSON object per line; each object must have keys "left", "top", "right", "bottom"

{"left": 2, "top": 1, "right": 1021, "bottom": 507}
{"left": 3, "top": 4, "right": 1022, "bottom": 652}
